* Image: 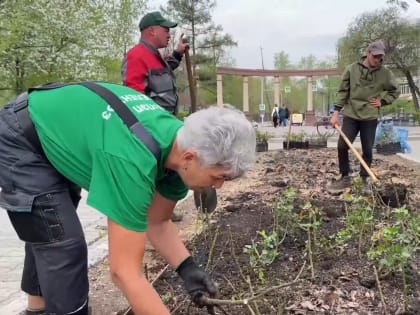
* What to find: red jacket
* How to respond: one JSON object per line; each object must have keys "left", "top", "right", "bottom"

{"left": 122, "top": 40, "right": 182, "bottom": 114}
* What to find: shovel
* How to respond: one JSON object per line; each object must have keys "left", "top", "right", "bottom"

{"left": 194, "top": 187, "right": 218, "bottom": 213}
{"left": 334, "top": 124, "right": 378, "bottom": 182}
{"left": 183, "top": 38, "right": 218, "bottom": 213}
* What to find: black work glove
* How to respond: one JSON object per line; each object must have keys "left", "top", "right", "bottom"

{"left": 176, "top": 256, "right": 218, "bottom": 307}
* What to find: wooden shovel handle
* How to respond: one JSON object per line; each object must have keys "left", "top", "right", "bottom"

{"left": 334, "top": 124, "right": 378, "bottom": 182}
{"left": 184, "top": 47, "right": 197, "bottom": 113}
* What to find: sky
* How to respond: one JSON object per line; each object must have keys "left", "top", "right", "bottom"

{"left": 151, "top": 0, "right": 420, "bottom": 69}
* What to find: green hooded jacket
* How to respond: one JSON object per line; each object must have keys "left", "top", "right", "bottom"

{"left": 335, "top": 58, "right": 400, "bottom": 120}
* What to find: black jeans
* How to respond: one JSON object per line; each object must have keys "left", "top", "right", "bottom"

{"left": 337, "top": 116, "right": 378, "bottom": 177}
{"left": 0, "top": 101, "right": 89, "bottom": 314}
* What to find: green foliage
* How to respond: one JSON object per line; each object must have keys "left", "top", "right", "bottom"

{"left": 244, "top": 230, "right": 280, "bottom": 268}
{"left": 376, "top": 128, "right": 398, "bottom": 145}
{"left": 299, "top": 202, "right": 323, "bottom": 243}
{"left": 273, "top": 187, "right": 300, "bottom": 238}
{"left": 176, "top": 110, "right": 189, "bottom": 121}
{"left": 243, "top": 230, "right": 280, "bottom": 283}
{"left": 335, "top": 192, "right": 375, "bottom": 256}
{"left": 381, "top": 99, "right": 416, "bottom": 115}
{"left": 299, "top": 201, "right": 323, "bottom": 278}
{"left": 244, "top": 187, "right": 299, "bottom": 283}
{"left": 272, "top": 53, "right": 340, "bottom": 114}
{"left": 274, "top": 51, "right": 292, "bottom": 70}
{"left": 255, "top": 130, "right": 270, "bottom": 142}
{"left": 368, "top": 206, "right": 419, "bottom": 273}
{"left": 162, "top": 0, "right": 237, "bottom": 107}
{"left": 367, "top": 206, "right": 419, "bottom": 306}
{"left": 285, "top": 131, "right": 306, "bottom": 142}
{"left": 222, "top": 75, "right": 243, "bottom": 109}
{"left": 0, "top": 0, "right": 146, "bottom": 98}
{"left": 307, "top": 132, "right": 330, "bottom": 143}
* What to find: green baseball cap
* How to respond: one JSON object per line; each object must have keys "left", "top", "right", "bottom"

{"left": 139, "top": 11, "right": 177, "bottom": 31}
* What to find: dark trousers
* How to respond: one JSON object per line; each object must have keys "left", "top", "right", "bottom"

{"left": 338, "top": 116, "right": 378, "bottom": 177}
{"left": 0, "top": 101, "right": 89, "bottom": 314}
{"left": 273, "top": 116, "right": 278, "bottom": 127}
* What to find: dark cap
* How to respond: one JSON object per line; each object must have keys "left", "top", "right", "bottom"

{"left": 367, "top": 41, "right": 385, "bottom": 55}
{"left": 139, "top": 11, "right": 177, "bottom": 31}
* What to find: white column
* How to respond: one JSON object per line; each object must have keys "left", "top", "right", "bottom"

{"left": 274, "top": 76, "right": 280, "bottom": 106}
{"left": 307, "top": 76, "right": 313, "bottom": 111}
{"left": 216, "top": 74, "right": 223, "bottom": 107}
{"left": 243, "top": 76, "right": 249, "bottom": 112}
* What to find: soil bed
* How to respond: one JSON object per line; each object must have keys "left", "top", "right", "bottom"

{"left": 89, "top": 148, "right": 420, "bottom": 315}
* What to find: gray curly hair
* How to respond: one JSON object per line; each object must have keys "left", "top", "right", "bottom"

{"left": 177, "top": 106, "right": 256, "bottom": 178}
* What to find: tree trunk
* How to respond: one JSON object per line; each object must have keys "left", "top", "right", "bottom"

{"left": 404, "top": 69, "right": 420, "bottom": 111}
{"left": 14, "top": 58, "right": 24, "bottom": 95}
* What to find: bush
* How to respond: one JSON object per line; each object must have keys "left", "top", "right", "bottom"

{"left": 381, "top": 99, "right": 415, "bottom": 115}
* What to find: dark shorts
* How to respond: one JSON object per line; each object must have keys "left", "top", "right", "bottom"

{"left": 0, "top": 100, "right": 89, "bottom": 314}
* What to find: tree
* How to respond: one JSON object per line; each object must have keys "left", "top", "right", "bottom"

{"left": 297, "top": 54, "right": 318, "bottom": 70}
{"left": 0, "top": 0, "right": 146, "bottom": 98}
{"left": 386, "top": 0, "right": 420, "bottom": 9}
{"left": 162, "top": 0, "right": 237, "bottom": 106}
{"left": 337, "top": 6, "right": 420, "bottom": 110}
{"left": 274, "top": 51, "right": 293, "bottom": 70}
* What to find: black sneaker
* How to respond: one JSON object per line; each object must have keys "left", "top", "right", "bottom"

{"left": 327, "top": 176, "right": 351, "bottom": 194}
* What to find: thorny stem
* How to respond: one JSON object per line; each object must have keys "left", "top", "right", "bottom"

{"left": 206, "top": 225, "right": 220, "bottom": 270}
{"left": 373, "top": 265, "right": 389, "bottom": 315}
{"left": 358, "top": 226, "right": 364, "bottom": 258}
{"left": 294, "top": 260, "right": 307, "bottom": 281}
{"left": 229, "top": 230, "right": 260, "bottom": 314}
{"left": 215, "top": 305, "right": 229, "bottom": 315}
{"left": 247, "top": 275, "right": 261, "bottom": 315}
{"left": 307, "top": 228, "right": 315, "bottom": 279}
{"left": 401, "top": 264, "right": 408, "bottom": 311}
{"left": 229, "top": 230, "right": 249, "bottom": 284}
{"left": 344, "top": 201, "right": 348, "bottom": 217}
{"left": 169, "top": 296, "right": 189, "bottom": 315}
{"left": 199, "top": 280, "right": 302, "bottom": 306}
{"left": 247, "top": 304, "right": 257, "bottom": 315}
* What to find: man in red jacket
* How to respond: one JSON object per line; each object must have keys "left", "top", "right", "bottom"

{"left": 122, "top": 11, "right": 188, "bottom": 115}
{"left": 122, "top": 11, "right": 189, "bottom": 221}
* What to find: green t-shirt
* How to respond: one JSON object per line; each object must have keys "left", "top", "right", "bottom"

{"left": 28, "top": 82, "right": 188, "bottom": 231}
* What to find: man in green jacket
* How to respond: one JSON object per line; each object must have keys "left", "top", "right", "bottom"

{"left": 328, "top": 41, "right": 400, "bottom": 192}
{"left": 0, "top": 82, "right": 256, "bottom": 315}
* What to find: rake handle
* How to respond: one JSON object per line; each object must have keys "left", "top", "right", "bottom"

{"left": 335, "top": 124, "right": 378, "bottom": 182}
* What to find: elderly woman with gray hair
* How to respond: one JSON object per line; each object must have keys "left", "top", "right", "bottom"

{"left": 0, "top": 81, "right": 256, "bottom": 315}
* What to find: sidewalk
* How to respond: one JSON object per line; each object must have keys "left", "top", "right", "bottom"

{"left": 263, "top": 125, "right": 420, "bottom": 163}
{"left": 0, "top": 191, "right": 108, "bottom": 314}
{"left": 261, "top": 125, "right": 420, "bottom": 141}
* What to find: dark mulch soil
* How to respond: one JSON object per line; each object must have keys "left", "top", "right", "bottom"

{"left": 152, "top": 149, "right": 420, "bottom": 315}
{"left": 89, "top": 148, "right": 420, "bottom": 315}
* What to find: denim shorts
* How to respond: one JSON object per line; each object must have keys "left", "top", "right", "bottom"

{"left": 0, "top": 100, "right": 89, "bottom": 314}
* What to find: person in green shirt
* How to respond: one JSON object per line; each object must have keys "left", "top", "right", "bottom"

{"left": 0, "top": 82, "right": 256, "bottom": 315}
{"left": 328, "top": 40, "right": 399, "bottom": 193}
